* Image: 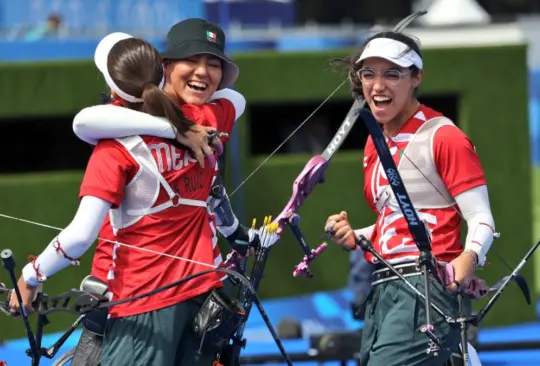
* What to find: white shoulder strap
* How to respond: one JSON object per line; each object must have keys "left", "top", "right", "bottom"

{"left": 374, "top": 116, "right": 456, "bottom": 211}
{"left": 117, "top": 136, "right": 207, "bottom": 217}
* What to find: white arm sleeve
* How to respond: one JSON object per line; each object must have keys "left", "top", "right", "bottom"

{"left": 22, "top": 196, "right": 112, "bottom": 286}
{"left": 454, "top": 185, "right": 496, "bottom": 266}
{"left": 73, "top": 90, "right": 246, "bottom": 146}
{"left": 73, "top": 105, "right": 176, "bottom": 145}
{"left": 354, "top": 224, "right": 375, "bottom": 239}
{"left": 208, "top": 88, "right": 246, "bottom": 121}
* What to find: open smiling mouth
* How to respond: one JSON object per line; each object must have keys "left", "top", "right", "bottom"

{"left": 373, "top": 95, "right": 392, "bottom": 108}
{"left": 187, "top": 81, "right": 208, "bottom": 92}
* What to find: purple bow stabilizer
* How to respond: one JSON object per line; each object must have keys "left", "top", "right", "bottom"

{"left": 293, "top": 243, "right": 329, "bottom": 277}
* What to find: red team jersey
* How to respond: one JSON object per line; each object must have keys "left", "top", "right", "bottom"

{"left": 90, "top": 216, "right": 113, "bottom": 282}
{"left": 363, "top": 104, "right": 486, "bottom": 264}
{"left": 84, "top": 99, "right": 236, "bottom": 317}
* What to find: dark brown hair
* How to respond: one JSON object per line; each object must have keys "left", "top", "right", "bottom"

{"left": 331, "top": 31, "right": 422, "bottom": 99}
{"left": 107, "top": 38, "right": 194, "bottom": 135}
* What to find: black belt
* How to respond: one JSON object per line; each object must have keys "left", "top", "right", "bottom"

{"left": 371, "top": 261, "right": 422, "bottom": 285}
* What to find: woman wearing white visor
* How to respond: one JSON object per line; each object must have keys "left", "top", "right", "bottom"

{"left": 325, "top": 32, "right": 494, "bottom": 365}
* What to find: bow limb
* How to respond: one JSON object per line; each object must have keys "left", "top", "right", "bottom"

{"left": 272, "top": 155, "right": 330, "bottom": 277}
{"left": 270, "top": 101, "right": 364, "bottom": 277}
{"left": 223, "top": 100, "right": 365, "bottom": 278}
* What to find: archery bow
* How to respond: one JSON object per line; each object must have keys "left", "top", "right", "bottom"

{"left": 221, "top": 10, "right": 430, "bottom": 362}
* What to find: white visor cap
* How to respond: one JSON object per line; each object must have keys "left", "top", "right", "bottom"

{"left": 356, "top": 38, "right": 423, "bottom": 69}
{"left": 94, "top": 32, "right": 164, "bottom": 103}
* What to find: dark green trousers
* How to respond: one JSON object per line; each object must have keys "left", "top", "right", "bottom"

{"left": 360, "top": 274, "right": 470, "bottom": 366}
{"left": 100, "top": 294, "right": 216, "bottom": 366}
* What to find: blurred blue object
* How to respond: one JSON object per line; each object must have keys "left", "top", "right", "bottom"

{"left": 529, "top": 69, "right": 540, "bottom": 165}
{"left": 347, "top": 249, "right": 374, "bottom": 306}
{"left": 0, "top": 0, "right": 203, "bottom": 34}
{"left": 276, "top": 35, "right": 359, "bottom": 52}
{"left": 0, "top": 40, "right": 101, "bottom": 62}
{"left": 227, "top": 39, "right": 277, "bottom": 53}
{"left": 204, "top": 0, "right": 295, "bottom": 28}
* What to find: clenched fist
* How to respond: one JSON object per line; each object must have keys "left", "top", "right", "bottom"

{"left": 324, "top": 211, "right": 357, "bottom": 251}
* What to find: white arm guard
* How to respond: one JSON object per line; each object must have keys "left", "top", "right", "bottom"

{"left": 73, "top": 105, "right": 176, "bottom": 145}
{"left": 22, "top": 196, "right": 111, "bottom": 286}
{"left": 354, "top": 224, "right": 375, "bottom": 240}
{"left": 454, "top": 185, "right": 496, "bottom": 266}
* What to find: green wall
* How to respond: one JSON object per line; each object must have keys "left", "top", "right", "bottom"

{"left": 0, "top": 44, "right": 533, "bottom": 339}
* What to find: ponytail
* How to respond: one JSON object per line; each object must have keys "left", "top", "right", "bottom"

{"left": 140, "top": 83, "right": 194, "bottom": 136}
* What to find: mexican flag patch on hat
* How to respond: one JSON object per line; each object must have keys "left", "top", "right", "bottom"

{"left": 207, "top": 30, "right": 217, "bottom": 42}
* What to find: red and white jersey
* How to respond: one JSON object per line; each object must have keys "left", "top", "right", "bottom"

{"left": 363, "top": 104, "right": 487, "bottom": 264}
{"left": 84, "top": 100, "right": 236, "bottom": 318}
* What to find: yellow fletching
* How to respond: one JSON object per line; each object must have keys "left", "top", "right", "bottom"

{"left": 251, "top": 218, "right": 257, "bottom": 229}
